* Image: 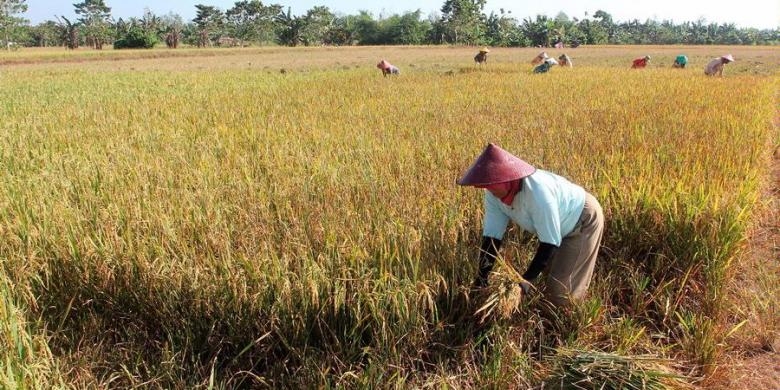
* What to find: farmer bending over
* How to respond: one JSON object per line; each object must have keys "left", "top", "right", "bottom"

{"left": 533, "top": 58, "right": 558, "bottom": 74}
{"left": 631, "top": 55, "right": 651, "bottom": 68}
{"left": 704, "top": 54, "right": 734, "bottom": 76}
{"left": 673, "top": 55, "right": 688, "bottom": 68}
{"left": 558, "top": 54, "right": 573, "bottom": 67}
{"left": 376, "top": 59, "right": 400, "bottom": 77}
{"left": 458, "top": 143, "right": 605, "bottom": 306}
{"left": 474, "top": 47, "right": 490, "bottom": 65}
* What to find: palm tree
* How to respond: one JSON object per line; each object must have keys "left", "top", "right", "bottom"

{"left": 55, "top": 16, "right": 79, "bottom": 49}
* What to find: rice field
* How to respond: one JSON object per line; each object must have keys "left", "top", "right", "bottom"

{"left": 0, "top": 45, "right": 778, "bottom": 389}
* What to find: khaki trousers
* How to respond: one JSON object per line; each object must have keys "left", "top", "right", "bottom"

{"left": 546, "top": 193, "right": 604, "bottom": 305}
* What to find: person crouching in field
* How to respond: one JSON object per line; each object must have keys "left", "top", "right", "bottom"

{"left": 376, "top": 59, "right": 400, "bottom": 77}
{"left": 704, "top": 54, "right": 734, "bottom": 76}
{"left": 631, "top": 55, "right": 651, "bottom": 69}
{"left": 474, "top": 47, "right": 490, "bottom": 65}
{"left": 673, "top": 55, "right": 688, "bottom": 68}
{"left": 533, "top": 57, "right": 558, "bottom": 74}
{"left": 458, "top": 143, "right": 605, "bottom": 306}
{"left": 558, "top": 54, "right": 573, "bottom": 67}
{"left": 531, "top": 51, "right": 549, "bottom": 65}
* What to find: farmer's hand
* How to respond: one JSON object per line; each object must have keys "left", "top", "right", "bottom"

{"left": 519, "top": 279, "right": 534, "bottom": 295}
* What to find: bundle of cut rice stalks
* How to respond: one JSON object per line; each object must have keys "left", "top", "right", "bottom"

{"left": 473, "top": 277, "right": 527, "bottom": 324}
{"left": 474, "top": 283, "right": 523, "bottom": 324}
{"left": 545, "top": 348, "right": 693, "bottom": 389}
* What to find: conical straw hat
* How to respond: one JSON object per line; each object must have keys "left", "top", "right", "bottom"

{"left": 457, "top": 143, "right": 536, "bottom": 186}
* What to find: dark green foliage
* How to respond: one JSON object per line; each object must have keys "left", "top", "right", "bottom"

{"left": 18, "top": 5, "right": 780, "bottom": 48}
{"left": 114, "top": 26, "right": 158, "bottom": 49}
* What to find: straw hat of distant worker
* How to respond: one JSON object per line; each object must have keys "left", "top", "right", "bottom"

{"left": 474, "top": 47, "right": 490, "bottom": 65}
{"left": 531, "top": 51, "right": 549, "bottom": 65}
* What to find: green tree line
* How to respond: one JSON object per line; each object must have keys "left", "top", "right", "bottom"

{"left": 2, "top": 0, "right": 778, "bottom": 50}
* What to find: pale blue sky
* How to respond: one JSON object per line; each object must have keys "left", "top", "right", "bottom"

{"left": 24, "top": 0, "right": 779, "bottom": 29}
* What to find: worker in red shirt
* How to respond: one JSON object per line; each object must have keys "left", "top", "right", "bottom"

{"left": 376, "top": 59, "right": 400, "bottom": 76}
{"left": 631, "top": 55, "right": 651, "bottom": 69}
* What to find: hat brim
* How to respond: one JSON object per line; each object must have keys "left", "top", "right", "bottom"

{"left": 457, "top": 143, "right": 536, "bottom": 186}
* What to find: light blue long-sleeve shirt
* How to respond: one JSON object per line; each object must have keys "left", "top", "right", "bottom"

{"left": 482, "top": 169, "right": 586, "bottom": 246}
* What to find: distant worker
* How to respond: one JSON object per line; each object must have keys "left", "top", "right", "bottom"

{"left": 474, "top": 47, "right": 490, "bottom": 65}
{"left": 531, "top": 51, "right": 549, "bottom": 65}
{"left": 376, "top": 59, "right": 400, "bottom": 77}
{"left": 533, "top": 57, "right": 558, "bottom": 74}
{"left": 704, "top": 54, "right": 735, "bottom": 77}
{"left": 558, "top": 54, "right": 573, "bottom": 67}
{"left": 631, "top": 55, "right": 651, "bottom": 69}
{"left": 672, "top": 55, "right": 688, "bottom": 68}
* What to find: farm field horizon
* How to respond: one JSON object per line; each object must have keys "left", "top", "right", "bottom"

{"left": 0, "top": 45, "right": 778, "bottom": 388}
{"left": 2, "top": 44, "right": 780, "bottom": 74}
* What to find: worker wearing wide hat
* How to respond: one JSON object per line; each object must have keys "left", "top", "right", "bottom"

{"left": 704, "top": 54, "right": 735, "bottom": 76}
{"left": 457, "top": 143, "right": 605, "bottom": 305}
{"left": 474, "top": 47, "right": 490, "bottom": 65}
